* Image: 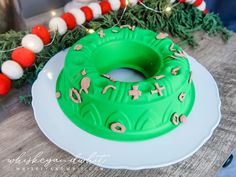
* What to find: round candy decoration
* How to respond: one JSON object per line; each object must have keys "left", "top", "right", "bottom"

{"left": 0, "top": 74, "right": 12, "bottom": 95}
{"left": 21, "top": 34, "right": 44, "bottom": 53}
{"left": 81, "top": 6, "right": 94, "bottom": 21}
{"left": 108, "top": 0, "right": 121, "bottom": 11}
{"left": 32, "top": 25, "right": 51, "bottom": 45}
{"left": 1, "top": 60, "right": 24, "bottom": 80}
{"left": 11, "top": 48, "right": 36, "bottom": 68}
{"left": 49, "top": 17, "right": 68, "bottom": 36}
{"left": 61, "top": 12, "right": 77, "bottom": 30}
{"left": 69, "top": 8, "right": 86, "bottom": 25}
{"left": 88, "top": 2, "right": 102, "bottom": 19}
{"left": 99, "top": 1, "right": 112, "bottom": 14}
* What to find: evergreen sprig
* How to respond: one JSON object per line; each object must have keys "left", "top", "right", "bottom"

{"left": 0, "top": 0, "right": 232, "bottom": 104}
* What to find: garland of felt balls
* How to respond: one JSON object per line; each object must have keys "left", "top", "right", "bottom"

{"left": 0, "top": 0, "right": 208, "bottom": 95}
{"left": 170, "top": 0, "right": 208, "bottom": 13}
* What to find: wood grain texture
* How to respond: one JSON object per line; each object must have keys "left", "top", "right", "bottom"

{"left": 0, "top": 33, "right": 236, "bottom": 177}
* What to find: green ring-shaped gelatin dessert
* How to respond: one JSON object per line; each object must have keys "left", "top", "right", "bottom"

{"left": 56, "top": 27, "right": 195, "bottom": 141}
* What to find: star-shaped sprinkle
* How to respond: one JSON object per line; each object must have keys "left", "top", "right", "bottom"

{"left": 102, "top": 85, "right": 116, "bottom": 94}
{"left": 74, "top": 44, "right": 83, "bottom": 51}
{"left": 188, "top": 71, "right": 193, "bottom": 83}
{"left": 156, "top": 32, "right": 169, "bottom": 40}
{"left": 169, "top": 43, "right": 176, "bottom": 52}
{"left": 178, "top": 92, "right": 186, "bottom": 102}
{"left": 69, "top": 88, "right": 81, "bottom": 103}
{"left": 171, "top": 113, "right": 179, "bottom": 125}
{"left": 56, "top": 91, "right": 61, "bottom": 99}
{"left": 129, "top": 85, "right": 142, "bottom": 100}
{"left": 81, "top": 69, "right": 86, "bottom": 76}
{"left": 101, "top": 74, "right": 116, "bottom": 82}
{"left": 179, "top": 115, "right": 187, "bottom": 123}
{"left": 98, "top": 30, "right": 105, "bottom": 38}
{"left": 151, "top": 82, "right": 165, "bottom": 96}
{"left": 153, "top": 75, "right": 165, "bottom": 80}
{"left": 171, "top": 66, "right": 181, "bottom": 75}
{"left": 112, "top": 29, "right": 119, "bottom": 33}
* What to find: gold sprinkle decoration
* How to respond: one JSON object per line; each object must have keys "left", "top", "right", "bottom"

{"left": 111, "top": 29, "right": 119, "bottom": 33}
{"left": 169, "top": 43, "right": 176, "bottom": 52}
{"left": 156, "top": 32, "right": 169, "bottom": 40}
{"left": 151, "top": 82, "right": 165, "bottom": 96}
{"left": 171, "top": 113, "right": 179, "bottom": 126}
{"left": 81, "top": 69, "right": 86, "bottom": 76}
{"left": 56, "top": 91, "right": 61, "bottom": 99}
{"left": 131, "top": 26, "right": 136, "bottom": 31}
{"left": 110, "top": 122, "right": 126, "bottom": 133}
{"left": 129, "top": 85, "right": 142, "bottom": 100}
{"left": 69, "top": 88, "right": 81, "bottom": 103}
{"left": 178, "top": 92, "right": 186, "bottom": 102}
{"left": 102, "top": 85, "right": 116, "bottom": 94}
{"left": 74, "top": 44, "right": 83, "bottom": 51}
{"left": 120, "top": 24, "right": 132, "bottom": 29}
{"left": 171, "top": 66, "right": 181, "bottom": 75}
{"left": 170, "top": 55, "right": 178, "bottom": 60}
{"left": 188, "top": 71, "right": 193, "bottom": 83}
{"left": 174, "top": 50, "right": 186, "bottom": 58}
{"left": 79, "top": 77, "right": 91, "bottom": 94}
{"left": 153, "top": 75, "right": 165, "bottom": 80}
{"left": 101, "top": 74, "right": 116, "bottom": 82}
{"left": 179, "top": 115, "right": 187, "bottom": 123}
{"left": 98, "top": 30, "right": 105, "bottom": 38}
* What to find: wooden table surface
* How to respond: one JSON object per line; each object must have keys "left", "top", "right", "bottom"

{"left": 0, "top": 33, "right": 236, "bottom": 177}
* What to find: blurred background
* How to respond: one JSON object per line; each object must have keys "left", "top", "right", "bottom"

{"left": 0, "top": 0, "right": 70, "bottom": 33}
{"left": 0, "top": 0, "right": 236, "bottom": 34}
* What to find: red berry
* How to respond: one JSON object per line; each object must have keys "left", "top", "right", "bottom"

{"left": 81, "top": 6, "right": 94, "bottom": 21}
{"left": 204, "top": 9, "right": 208, "bottom": 13}
{"left": 193, "top": 0, "right": 203, "bottom": 7}
{"left": 61, "top": 12, "right": 77, "bottom": 30}
{"left": 0, "top": 74, "right": 12, "bottom": 95}
{"left": 32, "top": 25, "right": 51, "bottom": 45}
{"left": 99, "top": 1, "right": 112, "bottom": 14}
{"left": 120, "top": 0, "right": 127, "bottom": 8}
{"left": 11, "top": 48, "right": 36, "bottom": 68}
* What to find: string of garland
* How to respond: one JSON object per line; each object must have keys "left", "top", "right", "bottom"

{"left": 0, "top": 0, "right": 232, "bottom": 104}
{"left": 88, "top": 0, "right": 231, "bottom": 46}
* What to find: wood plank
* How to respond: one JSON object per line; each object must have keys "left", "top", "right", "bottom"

{"left": 0, "top": 33, "right": 236, "bottom": 177}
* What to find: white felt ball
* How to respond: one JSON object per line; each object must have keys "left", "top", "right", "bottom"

{"left": 69, "top": 8, "right": 86, "bottom": 25}
{"left": 197, "top": 1, "right": 206, "bottom": 11}
{"left": 185, "top": 0, "right": 196, "bottom": 4}
{"left": 108, "top": 0, "right": 120, "bottom": 10}
{"left": 88, "top": 2, "right": 102, "bottom": 19}
{"left": 49, "top": 17, "right": 68, "bottom": 35}
{"left": 1, "top": 60, "right": 23, "bottom": 80}
{"left": 170, "top": 0, "right": 176, "bottom": 3}
{"left": 128, "top": 0, "right": 138, "bottom": 6}
{"left": 21, "top": 34, "right": 43, "bottom": 53}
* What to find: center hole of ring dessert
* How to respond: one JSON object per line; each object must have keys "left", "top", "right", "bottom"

{"left": 108, "top": 68, "right": 146, "bottom": 82}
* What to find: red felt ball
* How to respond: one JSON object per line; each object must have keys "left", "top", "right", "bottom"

{"left": 81, "top": 6, "right": 94, "bottom": 21}
{"left": 11, "top": 48, "right": 36, "bottom": 68}
{"left": 120, "top": 0, "right": 127, "bottom": 8}
{"left": 61, "top": 12, "right": 77, "bottom": 30}
{"left": 99, "top": 1, "right": 112, "bottom": 14}
{"left": 193, "top": 0, "right": 203, "bottom": 7}
{"left": 0, "top": 73, "right": 12, "bottom": 95}
{"left": 32, "top": 25, "right": 51, "bottom": 45}
{"left": 137, "top": 0, "right": 143, "bottom": 5}
{"left": 203, "top": 9, "right": 208, "bottom": 13}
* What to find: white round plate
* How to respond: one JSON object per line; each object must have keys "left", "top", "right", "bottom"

{"left": 32, "top": 49, "right": 221, "bottom": 170}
